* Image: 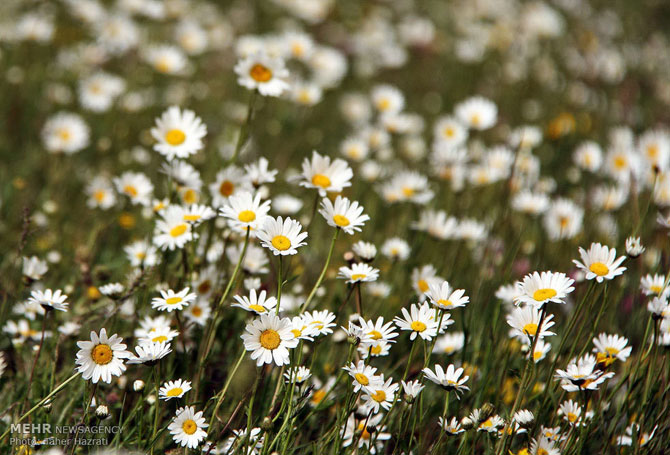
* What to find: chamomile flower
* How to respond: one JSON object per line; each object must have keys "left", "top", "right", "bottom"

{"left": 86, "top": 176, "right": 117, "bottom": 210}
{"left": 513, "top": 271, "right": 575, "bottom": 307}
{"left": 114, "top": 171, "right": 154, "bottom": 206}
{"left": 402, "top": 380, "right": 425, "bottom": 399}
{"left": 625, "top": 236, "right": 645, "bottom": 258}
{"left": 140, "top": 326, "right": 179, "bottom": 344}
{"left": 284, "top": 366, "right": 312, "bottom": 384}
{"left": 426, "top": 281, "right": 469, "bottom": 310}
{"left": 303, "top": 310, "right": 337, "bottom": 336}
{"left": 454, "top": 96, "right": 497, "bottom": 130}
{"left": 319, "top": 196, "right": 369, "bottom": 234}
{"left": 22, "top": 256, "right": 48, "bottom": 281}
{"left": 232, "top": 289, "right": 277, "bottom": 314}
{"left": 144, "top": 44, "right": 187, "bottom": 75}
{"left": 153, "top": 206, "right": 196, "bottom": 251}
{"left": 592, "top": 333, "right": 632, "bottom": 366}
{"left": 381, "top": 171, "right": 434, "bottom": 205}
{"left": 543, "top": 198, "right": 584, "bottom": 240}
{"left": 124, "top": 240, "right": 158, "bottom": 267}
{"left": 28, "top": 288, "right": 69, "bottom": 312}
{"left": 168, "top": 406, "right": 208, "bottom": 449}
{"left": 507, "top": 305, "right": 556, "bottom": 341}
{"left": 555, "top": 354, "right": 614, "bottom": 392}
{"left": 617, "top": 423, "right": 657, "bottom": 447}
{"left": 433, "top": 332, "right": 465, "bottom": 355}
{"left": 558, "top": 399, "right": 583, "bottom": 426}
{"left": 219, "top": 191, "right": 271, "bottom": 232}
{"left": 640, "top": 273, "right": 667, "bottom": 296}
{"left": 395, "top": 302, "right": 439, "bottom": 341}
{"left": 75, "top": 329, "right": 130, "bottom": 384}
{"left": 573, "top": 141, "right": 603, "bottom": 172}
{"left": 359, "top": 316, "right": 398, "bottom": 344}
{"left": 371, "top": 84, "right": 405, "bottom": 114}
{"left": 338, "top": 263, "right": 379, "bottom": 283}
{"left": 152, "top": 287, "right": 197, "bottom": 312}
{"left": 300, "top": 151, "right": 353, "bottom": 196}
{"left": 529, "top": 339, "right": 552, "bottom": 363}
{"left": 159, "top": 379, "right": 192, "bottom": 401}
{"left": 513, "top": 410, "right": 535, "bottom": 426}
{"left": 209, "top": 167, "right": 252, "bottom": 207}
{"left": 411, "top": 209, "right": 459, "bottom": 240}
{"left": 126, "top": 341, "right": 172, "bottom": 365}
{"left": 433, "top": 116, "right": 468, "bottom": 148}
{"left": 439, "top": 417, "right": 465, "bottom": 435}
{"left": 423, "top": 364, "right": 470, "bottom": 396}
{"left": 362, "top": 376, "right": 398, "bottom": 413}
{"left": 289, "top": 316, "right": 319, "bottom": 342}
{"left": 529, "top": 437, "right": 560, "bottom": 455}
{"left": 150, "top": 106, "right": 206, "bottom": 161}
{"left": 42, "top": 112, "right": 90, "bottom": 154}
{"left": 381, "top": 238, "right": 410, "bottom": 260}
{"left": 412, "top": 265, "right": 442, "bottom": 300}
{"left": 573, "top": 243, "right": 627, "bottom": 283}
{"left": 647, "top": 296, "right": 670, "bottom": 319}
{"left": 79, "top": 72, "right": 125, "bottom": 112}
{"left": 352, "top": 241, "right": 377, "bottom": 261}
{"left": 343, "top": 361, "right": 383, "bottom": 392}
{"left": 245, "top": 157, "right": 278, "bottom": 187}
{"left": 234, "top": 51, "right": 290, "bottom": 97}
{"left": 257, "top": 216, "right": 308, "bottom": 256}
{"left": 358, "top": 340, "right": 392, "bottom": 359}
{"left": 185, "top": 300, "right": 211, "bottom": 326}
{"left": 241, "top": 313, "right": 298, "bottom": 366}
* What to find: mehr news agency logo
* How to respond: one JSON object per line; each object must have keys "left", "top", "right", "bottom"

{"left": 10, "top": 423, "right": 121, "bottom": 447}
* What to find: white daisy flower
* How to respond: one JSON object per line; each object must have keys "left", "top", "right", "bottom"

{"left": 234, "top": 51, "right": 290, "bottom": 97}
{"left": 245, "top": 157, "right": 278, "bottom": 187}
{"left": 209, "top": 166, "right": 252, "bottom": 207}
{"left": 152, "top": 287, "right": 197, "bottom": 312}
{"left": 160, "top": 379, "right": 192, "bottom": 401}
{"left": 300, "top": 151, "right": 353, "bottom": 196}
{"left": 153, "top": 206, "right": 197, "bottom": 251}
{"left": 22, "top": 256, "right": 48, "bottom": 281}
{"left": 232, "top": 289, "right": 277, "bottom": 314}
{"left": 184, "top": 300, "right": 211, "bottom": 326}
{"left": 75, "top": 328, "right": 130, "bottom": 384}
{"left": 284, "top": 366, "right": 312, "bottom": 384}
{"left": 361, "top": 376, "right": 398, "bottom": 413}
{"left": 124, "top": 240, "right": 158, "bottom": 267}
{"left": 86, "top": 176, "right": 117, "bottom": 210}
{"left": 454, "top": 96, "right": 497, "bottom": 130}
{"left": 343, "top": 360, "right": 383, "bottom": 392}
{"left": 411, "top": 264, "right": 442, "bottom": 300}
{"left": 381, "top": 237, "right": 410, "bottom": 260}
{"left": 592, "top": 333, "right": 632, "bottom": 366}
{"left": 319, "top": 196, "right": 369, "bottom": 234}
{"left": 555, "top": 354, "right": 614, "bottom": 392}
{"left": 543, "top": 198, "right": 584, "bottom": 240}
{"left": 79, "top": 71, "right": 125, "bottom": 112}
{"left": 28, "top": 288, "right": 69, "bottom": 312}
{"left": 289, "top": 316, "right": 320, "bottom": 342}
{"left": 394, "top": 302, "right": 439, "bottom": 341}
{"left": 302, "top": 310, "right": 337, "bottom": 336}
{"left": 241, "top": 313, "right": 299, "bottom": 366}
{"left": 126, "top": 341, "right": 172, "bottom": 365}
{"left": 625, "top": 236, "right": 645, "bottom": 258}
{"left": 168, "top": 406, "right": 208, "bottom": 449}
{"left": 352, "top": 241, "right": 377, "bottom": 261}
{"left": 433, "top": 332, "right": 465, "bottom": 355}
{"left": 422, "top": 364, "right": 470, "bottom": 396}
{"left": 573, "top": 243, "right": 627, "bottom": 283}
{"left": 558, "top": 399, "right": 583, "bottom": 426}
{"left": 401, "top": 380, "right": 425, "bottom": 399}
{"left": 42, "top": 112, "right": 90, "bottom": 154}
{"left": 150, "top": 106, "right": 207, "bottom": 161}
{"left": 144, "top": 44, "right": 188, "bottom": 75}
{"left": 114, "top": 171, "right": 154, "bottom": 206}
{"left": 257, "top": 216, "right": 308, "bottom": 256}
{"left": 219, "top": 191, "right": 271, "bottom": 233}
{"left": 358, "top": 316, "right": 398, "bottom": 345}
{"left": 513, "top": 271, "right": 575, "bottom": 307}
{"left": 438, "top": 416, "right": 465, "bottom": 435}
{"left": 426, "top": 281, "right": 469, "bottom": 310}
{"left": 371, "top": 84, "right": 405, "bottom": 114}
{"left": 433, "top": 116, "right": 468, "bottom": 148}
{"left": 338, "top": 263, "right": 379, "bottom": 283}
{"left": 507, "top": 305, "right": 556, "bottom": 341}
{"left": 181, "top": 204, "right": 215, "bottom": 225}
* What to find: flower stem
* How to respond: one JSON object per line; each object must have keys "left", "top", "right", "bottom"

{"left": 300, "top": 228, "right": 339, "bottom": 313}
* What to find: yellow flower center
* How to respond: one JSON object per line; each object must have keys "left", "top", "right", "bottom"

{"left": 333, "top": 214, "right": 350, "bottom": 227}
{"left": 165, "top": 129, "right": 186, "bottom": 146}
{"left": 91, "top": 344, "right": 113, "bottom": 365}
{"left": 123, "top": 185, "right": 138, "bottom": 197}
{"left": 567, "top": 412, "right": 578, "bottom": 423}
{"left": 183, "top": 214, "right": 201, "bottom": 222}
{"left": 58, "top": 128, "right": 71, "bottom": 141}
{"left": 437, "top": 299, "right": 452, "bottom": 307}
{"left": 311, "top": 389, "right": 326, "bottom": 404}
{"left": 418, "top": 279, "right": 429, "bottom": 293}
{"left": 170, "top": 224, "right": 188, "bottom": 238}
{"left": 533, "top": 350, "right": 543, "bottom": 361}
{"left": 260, "top": 329, "right": 281, "bottom": 350}
{"left": 291, "top": 328, "right": 302, "bottom": 338}
{"left": 537, "top": 449, "right": 548, "bottom": 455}
{"left": 613, "top": 156, "right": 626, "bottom": 169}
{"left": 94, "top": 190, "right": 106, "bottom": 202}
{"left": 166, "top": 387, "right": 183, "bottom": 397}
{"left": 219, "top": 180, "right": 234, "bottom": 196}
{"left": 533, "top": 288, "right": 557, "bottom": 301}
{"left": 443, "top": 127, "right": 455, "bottom": 138}
{"left": 411, "top": 321, "right": 427, "bottom": 332}
{"left": 358, "top": 422, "right": 371, "bottom": 440}
{"left": 152, "top": 335, "right": 168, "bottom": 342}
{"left": 369, "top": 330, "right": 383, "bottom": 340}
{"left": 647, "top": 144, "right": 659, "bottom": 158}
{"left": 249, "top": 304, "right": 266, "bottom": 313}
{"left": 589, "top": 262, "right": 609, "bottom": 276}
{"left": 182, "top": 419, "right": 197, "bottom": 435}
{"left": 402, "top": 186, "right": 415, "bottom": 197}
{"left": 470, "top": 113, "right": 481, "bottom": 126}
{"left": 370, "top": 344, "right": 382, "bottom": 355}
{"left": 378, "top": 98, "right": 391, "bottom": 111}
{"left": 182, "top": 188, "right": 198, "bottom": 204}
{"left": 249, "top": 63, "right": 273, "bottom": 82}
{"left": 155, "top": 58, "right": 171, "bottom": 73}
{"left": 371, "top": 390, "right": 386, "bottom": 402}
{"left": 166, "top": 296, "right": 182, "bottom": 305}
{"left": 354, "top": 373, "right": 369, "bottom": 386}
{"left": 522, "top": 323, "right": 538, "bottom": 336}
{"left": 238, "top": 210, "right": 256, "bottom": 223}
{"left": 191, "top": 306, "right": 203, "bottom": 317}
{"left": 351, "top": 274, "right": 367, "bottom": 281}
{"left": 650, "top": 285, "right": 663, "bottom": 294}
{"left": 271, "top": 235, "right": 291, "bottom": 251}
{"left": 311, "top": 174, "right": 331, "bottom": 188}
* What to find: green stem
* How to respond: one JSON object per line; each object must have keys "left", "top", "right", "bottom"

{"left": 300, "top": 228, "right": 339, "bottom": 313}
